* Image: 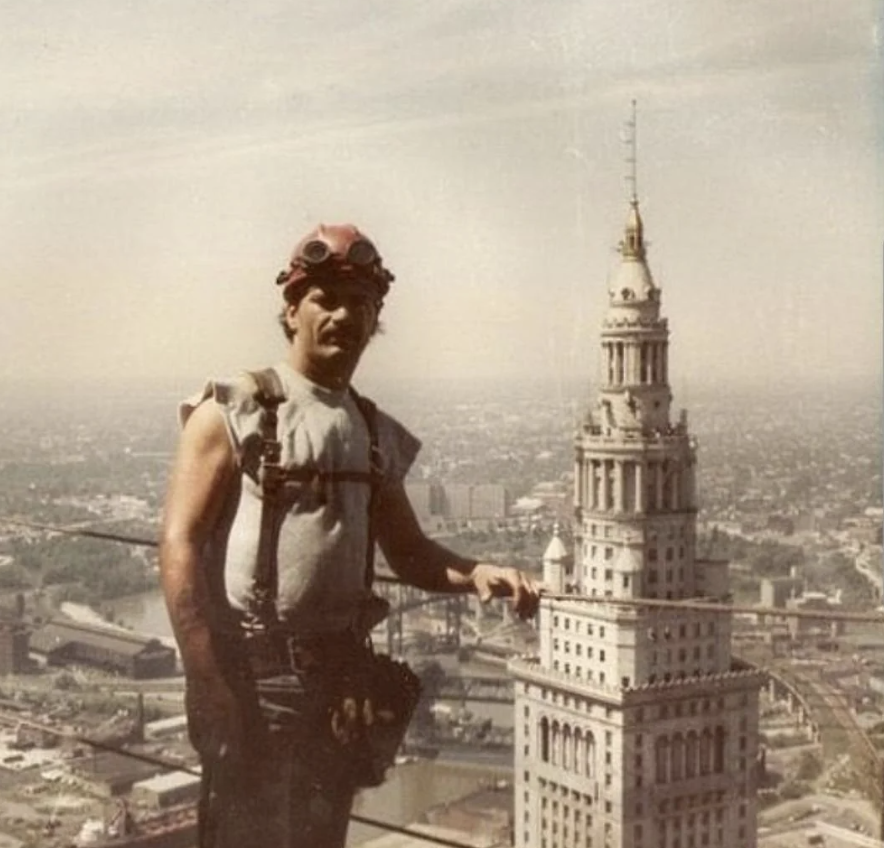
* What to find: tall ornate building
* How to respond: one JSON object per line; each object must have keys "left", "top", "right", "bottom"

{"left": 510, "top": 186, "right": 763, "bottom": 848}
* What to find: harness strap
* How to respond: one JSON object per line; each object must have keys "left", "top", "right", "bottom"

{"left": 247, "top": 368, "right": 286, "bottom": 629}
{"left": 349, "top": 388, "right": 381, "bottom": 589}
{"left": 244, "top": 367, "right": 383, "bottom": 629}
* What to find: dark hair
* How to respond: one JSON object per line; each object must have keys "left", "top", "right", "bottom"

{"left": 278, "top": 284, "right": 306, "bottom": 342}
{"left": 277, "top": 282, "right": 384, "bottom": 342}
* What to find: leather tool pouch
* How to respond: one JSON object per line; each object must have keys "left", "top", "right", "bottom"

{"left": 339, "top": 644, "right": 422, "bottom": 788}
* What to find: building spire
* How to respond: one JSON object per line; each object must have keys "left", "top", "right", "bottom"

{"left": 620, "top": 99, "right": 645, "bottom": 261}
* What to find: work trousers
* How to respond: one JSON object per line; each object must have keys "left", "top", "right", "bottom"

{"left": 197, "top": 672, "right": 356, "bottom": 848}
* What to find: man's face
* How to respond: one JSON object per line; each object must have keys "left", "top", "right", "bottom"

{"left": 284, "top": 278, "right": 380, "bottom": 387}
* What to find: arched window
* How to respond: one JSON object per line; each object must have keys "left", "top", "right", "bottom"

{"left": 699, "top": 729, "right": 712, "bottom": 775}
{"left": 655, "top": 737, "right": 669, "bottom": 784}
{"left": 540, "top": 717, "right": 550, "bottom": 763}
{"left": 685, "top": 732, "right": 698, "bottom": 779}
{"left": 586, "top": 731, "right": 596, "bottom": 777}
{"left": 551, "top": 721, "right": 561, "bottom": 766}
{"left": 574, "top": 729, "right": 584, "bottom": 776}
{"left": 713, "top": 726, "right": 726, "bottom": 773}
{"left": 563, "top": 725, "right": 573, "bottom": 771}
{"left": 671, "top": 734, "right": 685, "bottom": 782}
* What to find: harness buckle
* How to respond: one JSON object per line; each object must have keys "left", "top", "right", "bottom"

{"left": 284, "top": 636, "right": 322, "bottom": 673}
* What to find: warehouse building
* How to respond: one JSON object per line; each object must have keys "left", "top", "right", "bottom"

{"left": 132, "top": 770, "right": 202, "bottom": 809}
{"left": 70, "top": 750, "right": 164, "bottom": 797}
{"left": 30, "top": 619, "right": 176, "bottom": 679}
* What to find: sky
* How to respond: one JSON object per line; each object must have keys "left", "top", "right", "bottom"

{"left": 1, "top": 0, "right": 881, "bottom": 400}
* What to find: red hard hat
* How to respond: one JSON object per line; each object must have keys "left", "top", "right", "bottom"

{"left": 276, "top": 223, "right": 394, "bottom": 297}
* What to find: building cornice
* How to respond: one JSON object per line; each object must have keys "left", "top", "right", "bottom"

{"left": 510, "top": 656, "right": 765, "bottom": 707}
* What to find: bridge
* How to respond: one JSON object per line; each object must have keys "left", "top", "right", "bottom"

{"left": 435, "top": 676, "right": 514, "bottom": 704}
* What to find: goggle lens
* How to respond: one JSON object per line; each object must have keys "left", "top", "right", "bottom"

{"left": 346, "top": 240, "right": 378, "bottom": 266}
{"left": 298, "top": 238, "right": 378, "bottom": 268}
{"left": 301, "top": 240, "right": 331, "bottom": 265}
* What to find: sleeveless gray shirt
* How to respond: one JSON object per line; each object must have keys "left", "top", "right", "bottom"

{"left": 180, "top": 362, "right": 420, "bottom": 635}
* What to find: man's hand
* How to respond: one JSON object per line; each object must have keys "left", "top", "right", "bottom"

{"left": 377, "top": 483, "right": 546, "bottom": 614}
{"left": 185, "top": 675, "right": 244, "bottom": 762}
{"left": 469, "top": 563, "right": 542, "bottom": 619}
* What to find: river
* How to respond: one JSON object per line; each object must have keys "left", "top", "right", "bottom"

{"left": 104, "top": 590, "right": 175, "bottom": 641}
{"left": 350, "top": 759, "right": 512, "bottom": 845}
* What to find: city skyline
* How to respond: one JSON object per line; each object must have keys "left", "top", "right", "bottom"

{"left": 1, "top": 1, "right": 881, "bottom": 395}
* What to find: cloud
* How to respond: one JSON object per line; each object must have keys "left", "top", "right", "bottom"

{"left": 0, "top": 0, "right": 880, "bottom": 389}
{"left": 3, "top": 0, "right": 876, "bottom": 187}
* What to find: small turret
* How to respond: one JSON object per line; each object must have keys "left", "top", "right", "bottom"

{"left": 542, "top": 523, "right": 572, "bottom": 594}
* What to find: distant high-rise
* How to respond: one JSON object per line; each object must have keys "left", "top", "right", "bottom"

{"left": 510, "top": 136, "right": 763, "bottom": 848}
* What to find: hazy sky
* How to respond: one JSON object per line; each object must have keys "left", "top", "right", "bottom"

{"left": 2, "top": 1, "right": 881, "bottom": 398}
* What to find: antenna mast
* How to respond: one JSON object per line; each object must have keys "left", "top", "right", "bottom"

{"left": 624, "top": 99, "right": 638, "bottom": 204}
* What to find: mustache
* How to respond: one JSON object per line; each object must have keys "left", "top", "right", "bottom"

{"left": 322, "top": 328, "right": 363, "bottom": 346}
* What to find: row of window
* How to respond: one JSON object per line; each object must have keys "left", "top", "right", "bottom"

{"left": 531, "top": 820, "right": 743, "bottom": 848}
{"left": 553, "top": 615, "right": 606, "bottom": 636}
{"left": 533, "top": 720, "right": 736, "bottom": 783}
{"left": 522, "top": 796, "right": 749, "bottom": 848}
{"left": 655, "top": 728, "right": 727, "bottom": 783}
{"left": 551, "top": 661, "right": 612, "bottom": 685}
{"left": 646, "top": 562, "right": 690, "bottom": 580}
{"left": 551, "top": 619, "right": 716, "bottom": 642}
{"left": 585, "top": 545, "right": 686, "bottom": 563}
{"left": 651, "top": 644, "right": 718, "bottom": 664}
{"left": 537, "top": 719, "right": 598, "bottom": 774}
{"left": 585, "top": 523, "right": 687, "bottom": 541}
{"left": 602, "top": 339, "right": 668, "bottom": 385}
{"left": 552, "top": 639, "right": 607, "bottom": 660}
{"left": 651, "top": 621, "right": 716, "bottom": 640}
{"left": 532, "top": 689, "right": 749, "bottom": 722}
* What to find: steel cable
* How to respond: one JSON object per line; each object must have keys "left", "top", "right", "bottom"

{"left": 2, "top": 517, "right": 881, "bottom": 623}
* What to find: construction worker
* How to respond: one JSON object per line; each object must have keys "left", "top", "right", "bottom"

{"left": 160, "top": 223, "right": 541, "bottom": 848}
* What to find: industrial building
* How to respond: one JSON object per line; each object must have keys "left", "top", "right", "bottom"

{"left": 70, "top": 750, "right": 165, "bottom": 797}
{"left": 131, "top": 771, "right": 202, "bottom": 810}
{"left": 30, "top": 619, "right": 176, "bottom": 679}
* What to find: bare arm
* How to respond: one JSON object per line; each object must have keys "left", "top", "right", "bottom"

{"left": 375, "top": 482, "right": 540, "bottom": 619}
{"left": 159, "top": 400, "right": 236, "bottom": 681}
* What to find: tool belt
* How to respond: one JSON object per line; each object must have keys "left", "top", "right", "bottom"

{"left": 241, "top": 628, "right": 362, "bottom": 678}
{"left": 239, "top": 626, "right": 421, "bottom": 788}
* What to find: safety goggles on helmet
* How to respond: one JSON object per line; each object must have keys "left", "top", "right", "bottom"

{"left": 299, "top": 237, "right": 378, "bottom": 268}
{"left": 276, "top": 223, "right": 394, "bottom": 298}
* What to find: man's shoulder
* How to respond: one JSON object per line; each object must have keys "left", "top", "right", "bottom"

{"left": 178, "top": 371, "right": 265, "bottom": 429}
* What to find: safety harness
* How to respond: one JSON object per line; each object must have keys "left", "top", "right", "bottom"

{"left": 231, "top": 368, "right": 421, "bottom": 788}
{"left": 241, "top": 366, "right": 383, "bottom": 634}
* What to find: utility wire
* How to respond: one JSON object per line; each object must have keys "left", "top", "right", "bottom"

{"left": 0, "top": 517, "right": 162, "bottom": 549}
{"left": 2, "top": 517, "right": 882, "bottom": 623}
{"left": 542, "top": 591, "right": 884, "bottom": 624}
